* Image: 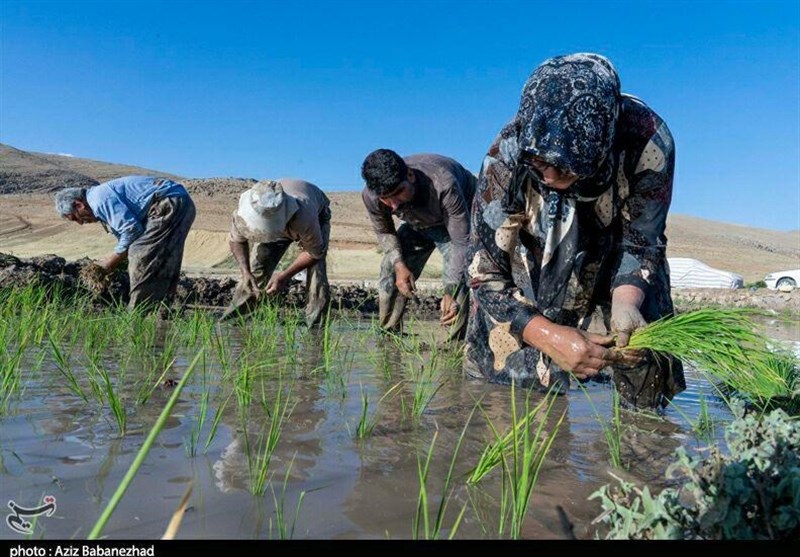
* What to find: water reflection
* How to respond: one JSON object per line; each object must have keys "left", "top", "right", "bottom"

{"left": 0, "top": 315, "right": 796, "bottom": 539}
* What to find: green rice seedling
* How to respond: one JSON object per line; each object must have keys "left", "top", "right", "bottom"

{"left": 353, "top": 380, "right": 404, "bottom": 432}
{"left": 282, "top": 308, "right": 303, "bottom": 368}
{"left": 321, "top": 304, "right": 335, "bottom": 372}
{"left": 94, "top": 361, "right": 127, "bottom": 435}
{"left": 322, "top": 361, "right": 348, "bottom": 402}
{"left": 205, "top": 391, "right": 234, "bottom": 453}
{"left": 0, "top": 306, "right": 35, "bottom": 411}
{"left": 32, "top": 301, "right": 52, "bottom": 345}
{"left": 312, "top": 313, "right": 355, "bottom": 402}
{"left": 668, "top": 394, "right": 719, "bottom": 445}
{"left": 0, "top": 334, "right": 29, "bottom": 411}
{"left": 186, "top": 390, "right": 209, "bottom": 458}
{"left": 607, "top": 390, "right": 623, "bottom": 468}
{"left": 268, "top": 455, "right": 307, "bottom": 540}
{"left": 82, "top": 317, "right": 114, "bottom": 366}
{"left": 180, "top": 309, "right": 213, "bottom": 347}
{"left": 354, "top": 384, "right": 374, "bottom": 439}
{"left": 625, "top": 308, "right": 799, "bottom": 409}
{"left": 234, "top": 359, "right": 254, "bottom": 410}
{"left": 413, "top": 403, "right": 478, "bottom": 540}
{"left": 497, "top": 387, "right": 563, "bottom": 539}
{"left": 352, "top": 383, "right": 382, "bottom": 440}
{"left": 211, "top": 327, "right": 234, "bottom": 382}
{"left": 468, "top": 391, "right": 563, "bottom": 484}
{"left": 247, "top": 382, "right": 296, "bottom": 496}
{"left": 405, "top": 361, "right": 446, "bottom": 426}
{"left": 185, "top": 354, "right": 210, "bottom": 457}
{"left": 85, "top": 360, "right": 106, "bottom": 405}
{"left": 694, "top": 394, "right": 716, "bottom": 442}
{"left": 88, "top": 350, "right": 205, "bottom": 540}
{"left": 47, "top": 332, "right": 86, "bottom": 403}
{"left": 576, "top": 381, "right": 624, "bottom": 469}
{"left": 368, "top": 341, "right": 396, "bottom": 381}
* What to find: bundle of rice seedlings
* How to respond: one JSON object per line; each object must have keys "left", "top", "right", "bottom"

{"left": 624, "top": 308, "right": 798, "bottom": 408}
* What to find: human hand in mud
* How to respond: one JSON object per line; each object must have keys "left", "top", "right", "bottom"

{"left": 440, "top": 293, "right": 459, "bottom": 326}
{"left": 394, "top": 261, "right": 416, "bottom": 298}
{"left": 611, "top": 285, "right": 648, "bottom": 348}
{"left": 241, "top": 271, "right": 261, "bottom": 298}
{"left": 266, "top": 272, "right": 289, "bottom": 295}
{"left": 79, "top": 262, "right": 111, "bottom": 295}
{"left": 98, "top": 252, "right": 126, "bottom": 272}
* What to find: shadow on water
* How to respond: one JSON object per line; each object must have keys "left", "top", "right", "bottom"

{"left": 0, "top": 309, "right": 797, "bottom": 540}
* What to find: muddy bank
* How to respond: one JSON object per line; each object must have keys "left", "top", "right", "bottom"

{"left": 0, "top": 253, "right": 442, "bottom": 318}
{"left": 2, "top": 253, "right": 798, "bottom": 317}
{"left": 672, "top": 287, "right": 800, "bottom": 315}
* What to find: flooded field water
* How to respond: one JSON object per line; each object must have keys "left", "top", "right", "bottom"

{"left": 1, "top": 295, "right": 797, "bottom": 540}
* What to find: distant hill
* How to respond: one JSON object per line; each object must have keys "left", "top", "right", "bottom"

{"left": 1, "top": 143, "right": 797, "bottom": 281}
{"left": 0, "top": 143, "right": 183, "bottom": 194}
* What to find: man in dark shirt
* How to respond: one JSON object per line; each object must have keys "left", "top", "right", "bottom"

{"left": 361, "top": 149, "right": 476, "bottom": 341}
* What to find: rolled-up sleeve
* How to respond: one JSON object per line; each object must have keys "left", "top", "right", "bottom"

{"left": 229, "top": 211, "right": 248, "bottom": 243}
{"left": 292, "top": 214, "right": 327, "bottom": 259}
{"left": 440, "top": 181, "right": 470, "bottom": 293}
{"left": 612, "top": 123, "right": 675, "bottom": 292}
{"left": 362, "top": 189, "right": 402, "bottom": 265}
{"left": 468, "top": 155, "right": 539, "bottom": 340}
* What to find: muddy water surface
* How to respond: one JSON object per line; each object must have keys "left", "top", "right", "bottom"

{"left": 1, "top": 314, "right": 797, "bottom": 540}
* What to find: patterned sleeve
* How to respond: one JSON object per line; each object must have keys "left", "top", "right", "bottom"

{"left": 361, "top": 189, "right": 402, "bottom": 265}
{"left": 468, "top": 152, "right": 540, "bottom": 340}
{"left": 612, "top": 121, "right": 675, "bottom": 292}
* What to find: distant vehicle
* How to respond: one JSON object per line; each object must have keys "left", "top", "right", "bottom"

{"left": 764, "top": 269, "right": 800, "bottom": 291}
{"left": 667, "top": 258, "right": 744, "bottom": 289}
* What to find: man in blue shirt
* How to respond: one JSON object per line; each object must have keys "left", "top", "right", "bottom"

{"left": 54, "top": 176, "right": 196, "bottom": 309}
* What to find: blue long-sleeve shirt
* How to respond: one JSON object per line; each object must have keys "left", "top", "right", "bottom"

{"left": 85, "top": 176, "right": 189, "bottom": 254}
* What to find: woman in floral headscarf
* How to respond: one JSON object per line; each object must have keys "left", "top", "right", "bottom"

{"left": 464, "top": 53, "right": 685, "bottom": 409}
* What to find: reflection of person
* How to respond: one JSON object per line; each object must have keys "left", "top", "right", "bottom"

{"left": 465, "top": 53, "right": 685, "bottom": 409}
{"left": 213, "top": 332, "right": 326, "bottom": 497}
{"left": 54, "top": 176, "right": 195, "bottom": 309}
{"left": 222, "top": 179, "right": 331, "bottom": 327}
{"left": 361, "top": 149, "right": 476, "bottom": 341}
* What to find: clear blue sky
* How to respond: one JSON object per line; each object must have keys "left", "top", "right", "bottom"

{"left": 2, "top": 0, "right": 798, "bottom": 230}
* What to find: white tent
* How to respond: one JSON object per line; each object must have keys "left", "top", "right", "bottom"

{"left": 668, "top": 257, "right": 744, "bottom": 289}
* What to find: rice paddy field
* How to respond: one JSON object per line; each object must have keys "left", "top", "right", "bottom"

{"left": 0, "top": 286, "right": 797, "bottom": 540}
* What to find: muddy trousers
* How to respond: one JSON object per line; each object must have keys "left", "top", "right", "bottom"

{"left": 378, "top": 224, "right": 468, "bottom": 342}
{"left": 127, "top": 195, "right": 196, "bottom": 310}
{"left": 226, "top": 224, "right": 331, "bottom": 328}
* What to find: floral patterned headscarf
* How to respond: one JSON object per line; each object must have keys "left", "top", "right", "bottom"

{"left": 516, "top": 53, "right": 620, "bottom": 194}
{"left": 499, "top": 54, "right": 622, "bottom": 319}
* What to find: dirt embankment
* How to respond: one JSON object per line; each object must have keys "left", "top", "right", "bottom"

{"left": 0, "top": 253, "right": 442, "bottom": 318}
{"left": 672, "top": 288, "right": 800, "bottom": 314}
{"left": 2, "top": 253, "right": 798, "bottom": 317}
